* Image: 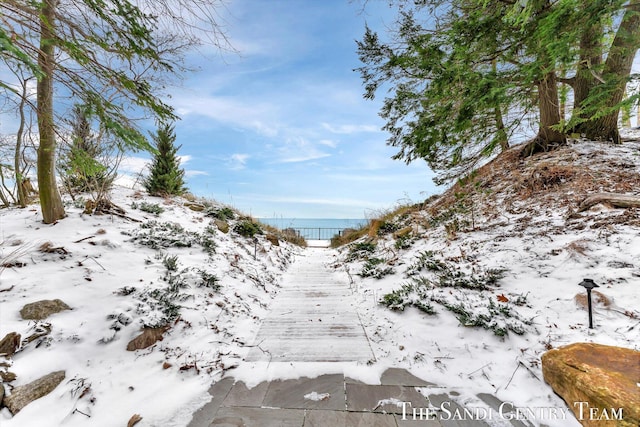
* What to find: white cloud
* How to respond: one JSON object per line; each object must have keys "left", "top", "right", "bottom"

{"left": 279, "top": 152, "right": 331, "bottom": 163}
{"left": 276, "top": 137, "right": 330, "bottom": 163}
{"left": 321, "top": 123, "right": 379, "bottom": 134}
{"left": 185, "top": 170, "right": 208, "bottom": 178}
{"left": 237, "top": 194, "right": 381, "bottom": 209}
{"left": 229, "top": 153, "right": 250, "bottom": 170}
{"left": 318, "top": 139, "right": 337, "bottom": 148}
{"left": 119, "top": 156, "right": 150, "bottom": 175}
{"left": 172, "top": 93, "right": 281, "bottom": 138}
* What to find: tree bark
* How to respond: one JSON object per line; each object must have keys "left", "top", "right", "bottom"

{"left": 572, "top": 18, "right": 603, "bottom": 117}
{"left": 15, "top": 76, "right": 30, "bottom": 208}
{"left": 521, "top": 72, "right": 566, "bottom": 156}
{"left": 581, "top": 3, "right": 640, "bottom": 143}
{"left": 492, "top": 59, "right": 509, "bottom": 152}
{"left": 36, "top": 0, "right": 65, "bottom": 223}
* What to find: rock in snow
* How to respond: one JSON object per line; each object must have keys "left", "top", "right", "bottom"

{"left": 542, "top": 342, "right": 640, "bottom": 427}
{"left": 3, "top": 370, "right": 66, "bottom": 414}
{"left": 19, "top": 299, "right": 71, "bottom": 320}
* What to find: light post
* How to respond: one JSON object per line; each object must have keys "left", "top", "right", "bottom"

{"left": 578, "top": 278, "right": 599, "bottom": 329}
{"left": 253, "top": 237, "right": 258, "bottom": 260}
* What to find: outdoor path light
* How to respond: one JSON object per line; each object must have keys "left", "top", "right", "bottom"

{"left": 253, "top": 237, "right": 258, "bottom": 260}
{"left": 578, "top": 278, "right": 599, "bottom": 329}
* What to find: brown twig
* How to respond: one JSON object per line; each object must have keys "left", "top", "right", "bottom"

{"left": 73, "top": 235, "right": 96, "bottom": 243}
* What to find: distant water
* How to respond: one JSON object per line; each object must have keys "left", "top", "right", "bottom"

{"left": 258, "top": 218, "right": 368, "bottom": 229}
{"left": 258, "top": 218, "right": 368, "bottom": 238}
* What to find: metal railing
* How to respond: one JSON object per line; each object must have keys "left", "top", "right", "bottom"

{"left": 282, "top": 227, "right": 352, "bottom": 240}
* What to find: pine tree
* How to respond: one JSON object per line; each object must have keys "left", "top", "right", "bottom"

{"left": 145, "top": 123, "right": 186, "bottom": 196}
{"left": 59, "top": 105, "right": 113, "bottom": 197}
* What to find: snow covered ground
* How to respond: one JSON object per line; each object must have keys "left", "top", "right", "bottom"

{"left": 1, "top": 132, "right": 639, "bottom": 427}
{"left": 0, "top": 189, "right": 301, "bottom": 426}
{"left": 328, "top": 133, "right": 640, "bottom": 426}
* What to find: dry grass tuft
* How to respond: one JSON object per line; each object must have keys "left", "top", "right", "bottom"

{"left": 564, "top": 239, "right": 591, "bottom": 259}
{"left": 574, "top": 290, "right": 612, "bottom": 309}
{"left": 518, "top": 163, "right": 576, "bottom": 196}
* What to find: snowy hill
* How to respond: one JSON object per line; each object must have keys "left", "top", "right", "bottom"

{"left": 332, "top": 131, "right": 640, "bottom": 425}
{"left": 0, "top": 190, "right": 301, "bottom": 426}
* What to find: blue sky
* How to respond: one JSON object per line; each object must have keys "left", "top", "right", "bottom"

{"left": 145, "top": 0, "right": 439, "bottom": 219}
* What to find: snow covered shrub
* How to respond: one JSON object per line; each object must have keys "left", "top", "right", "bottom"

{"left": 381, "top": 283, "right": 436, "bottom": 314}
{"left": 434, "top": 298, "right": 530, "bottom": 337}
{"left": 382, "top": 251, "right": 529, "bottom": 336}
{"left": 405, "top": 251, "right": 505, "bottom": 290}
{"left": 233, "top": 220, "right": 262, "bottom": 238}
{"left": 405, "top": 250, "right": 447, "bottom": 276}
{"left": 206, "top": 206, "right": 236, "bottom": 221}
{"left": 359, "top": 257, "right": 395, "bottom": 279}
{"left": 162, "top": 254, "right": 179, "bottom": 271}
{"left": 128, "top": 221, "right": 199, "bottom": 249}
{"left": 346, "top": 241, "right": 376, "bottom": 261}
{"left": 197, "top": 270, "right": 220, "bottom": 291}
{"left": 142, "top": 289, "right": 182, "bottom": 327}
{"left": 377, "top": 220, "right": 401, "bottom": 235}
{"left": 137, "top": 202, "right": 165, "bottom": 216}
{"left": 394, "top": 234, "right": 413, "bottom": 250}
{"left": 200, "top": 227, "right": 217, "bottom": 256}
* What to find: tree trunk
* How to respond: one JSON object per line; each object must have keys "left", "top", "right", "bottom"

{"left": 581, "top": 3, "right": 640, "bottom": 143}
{"left": 521, "top": 72, "right": 566, "bottom": 157}
{"left": 495, "top": 105, "right": 509, "bottom": 152}
{"left": 492, "top": 59, "right": 509, "bottom": 152}
{"left": 36, "top": 0, "right": 65, "bottom": 223}
{"left": 15, "top": 77, "right": 29, "bottom": 208}
{"left": 578, "top": 192, "right": 640, "bottom": 212}
{"left": 572, "top": 18, "right": 603, "bottom": 118}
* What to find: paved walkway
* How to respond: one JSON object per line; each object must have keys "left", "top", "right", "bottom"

{"left": 188, "top": 248, "right": 537, "bottom": 427}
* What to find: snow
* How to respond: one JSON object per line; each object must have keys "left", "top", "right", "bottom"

{"left": 303, "top": 392, "right": 331, "bottom": 401}
{"left": 327, "top": 134, "right": 640, "bottom": 427}
{"left": 0, "top": 189, "right": 300, "bottom": 426}
{"left": 1, "top": 133, "right": 639, "bottom": 427}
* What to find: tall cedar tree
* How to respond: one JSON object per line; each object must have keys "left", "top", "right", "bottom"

{"left": 145, "top": 124, "right": 186, "bottom": 196}
{"left": 357, "top": 0, "right": 640, "bottom": 183}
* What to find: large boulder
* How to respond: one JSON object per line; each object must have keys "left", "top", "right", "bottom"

{"left": 3, "top": 370, "right": 66, "bottom": 414}
{"left": 20, "top": 299, "right": 71, "bottom": 320}
{"left": 214, "top": 219, "right": 229, "bottom": 234}
{"left": 542, "top": 342, "right": 640, "bottom": 427}
{"left": 126, "top": 326, "right": 169, "bottom": 351}
{"left": 0, "top": 332, "right": 21, "bottom": 356}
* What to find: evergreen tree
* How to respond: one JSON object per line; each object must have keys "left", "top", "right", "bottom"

{"left": 59, "top": 105, "right": 113, "bottom": 197}
{"left": 357, "top": 0, "right": 640, "bottom": 183}
{"left": 145, "top": 123, "right": 186, "bottom": 196}
{"left": 1, "top": 0, "right": 230, "bottom": 223}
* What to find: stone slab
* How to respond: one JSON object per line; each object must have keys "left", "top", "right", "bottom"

{"left": 222, "top": 381, "right": 270, "bottom": 407}
{"left": 395, "top": 414, "right": 443, "bottom": 427}
{"left": 262, "top": 374, "right": 345, "bottom": 411}
{"left": 477, "top": 393, "right": 533, "bottom": 427}
{"left": 304, "top": 409, "right": 397, "bottom": 427}
{"left": 345, "top": 383, "right": 428, "bottom": 414}
{"left": 380, "top": 368, "right": 436, "bottom": 387}
{"left": 187, "top": 377, "right": 234, "bottom": 427}
{"left": 209, "top": 406, "right": 304, "bottom": 427}
{"left": 426, "top": 393, "right": 490, "bottom": 427}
